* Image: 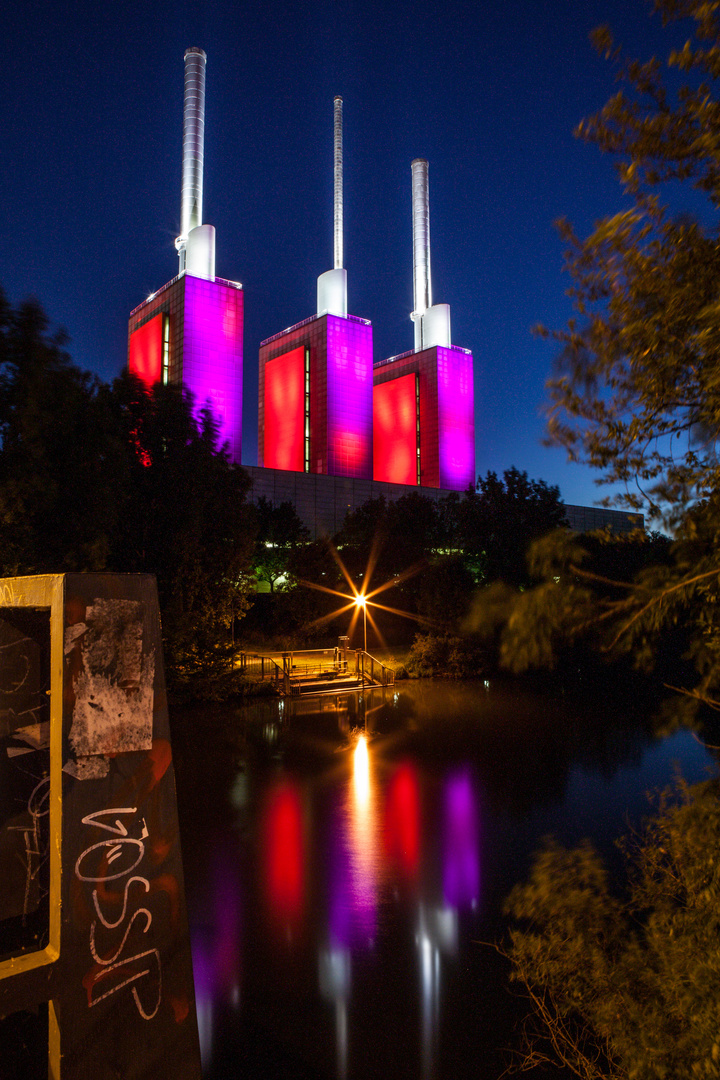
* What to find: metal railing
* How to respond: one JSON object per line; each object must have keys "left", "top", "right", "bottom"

{"left": 355, "top": 650, "right": 395, "bottom": 688}
{"left": 373, "top": 342, "right": 472, "bottom": 369}
{"left": 238, "top": 648, "right": 395, "bottom": 695}
{"left": 260, "top": 312, "right": 371, "bottom": 347}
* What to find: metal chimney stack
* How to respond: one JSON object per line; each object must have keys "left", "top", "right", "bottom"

{"left": 411, "top": 159, "right": 431, "bottom": 349}
{"left": 333, "top": 96, "right": 343, "bottom": 270}
{"left": 317, "top": 96, "right": 348, "bottom": 317}
{"left": 176, "top": 47, "right": 207, "bottom": 271}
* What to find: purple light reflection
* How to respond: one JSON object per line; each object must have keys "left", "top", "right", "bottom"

{"left": 442, "top": 768, "right": 480, "bottom": 910}
{"left": 190, "top": 852, "right": 242, "bottom": 1068}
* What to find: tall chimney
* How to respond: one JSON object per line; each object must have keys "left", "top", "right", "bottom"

{"left": 176, "top": 48, "right": 207, "bottom": 272}
{"left": 411, "top": 159, "right": 431, "bottom": 350}
{"left": 317, "top": 96, "right": 348, "bottom": 317}
{"left": 334, "top": 96, "right": 343, "bottom": 270}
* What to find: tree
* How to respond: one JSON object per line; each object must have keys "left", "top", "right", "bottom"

{"left": 470, "top": 1, "right": 720, "bottom": 720}
{"left": 490, "top": 5, "right": 720, "bottom": 1074}
{"left": 500, "top": 779, "right": 720, "bottom": 1080}
{"left": 542, "top": 2, "right": 720, "bottom": 528}
{"left": 252, "top": 497, "right": 310, "bottom": 593}
{"left": 107, "top": 373, "right": 256, "bottom": 687}
{"left": 0, "top": 291, "right": 126, "bottom": 573}
{"left": 0, "top": 298, "right": 257, "bottom": 694}
{"left": 455, "top": 468, "right": 567, "bottom": 586}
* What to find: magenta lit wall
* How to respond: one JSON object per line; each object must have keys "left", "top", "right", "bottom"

{"left": 437, "top": 347, "right": 475, "bottom": 491}
{"left": 326, "top": 315, "right": 373, "bottom": 479}
{"left": 182, "top": 276, "right": 244, "bottom": 464}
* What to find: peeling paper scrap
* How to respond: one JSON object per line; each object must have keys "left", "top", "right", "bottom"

{"left": 11, "top": 720, "right": 50, "bottom": 751}
{"left": 64, "top": 622, "right": 87, "bottom": 654}
{"left": 63, "top": 755, "right": 110, "bottom": 780}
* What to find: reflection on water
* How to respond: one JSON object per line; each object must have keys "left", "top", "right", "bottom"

{"left": 174, "top": 681, "right": 718, "bottom": 1079}
{"left": 192, "top": 852, "right": 242, "bottom": 1070}
{"left": 263, "top": 780, "right": 305, "bottom": 944}
{"left": 443, "top": 769, "right": 480, "bottom": 911}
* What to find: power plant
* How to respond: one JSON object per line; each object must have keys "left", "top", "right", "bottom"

{"left": 128, "top": 49, "right": 476, "bottom": 526}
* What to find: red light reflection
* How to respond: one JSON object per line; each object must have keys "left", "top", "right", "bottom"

{"left": 263, "top": 780, "right": 304, "bottom": 938}
{"left": 385, "top": 762, "right": 420, "bottom": 880}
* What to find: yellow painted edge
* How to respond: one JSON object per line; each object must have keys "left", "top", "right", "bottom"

{"left": 0, "top": 577, "right": 63, "bottom": 979}
{"left": 48, "top": 576, "right": 64, "bottom": 1080}
{"left": 48, "top": 575, "right": 63, "bottom": 961}
{"left": 48, "top": 998, "right": 61, "bottom": 1080}
{"left": 0, "top": 576, "right": 65, "bottom": 1078}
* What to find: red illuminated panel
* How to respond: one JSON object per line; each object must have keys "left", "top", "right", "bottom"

{"left": 373, "top": 374, "right": 417, "bottom": 485}
{"left": 129, "top": 313, "right": 164, "bottom": 387}
{"left": 264, "top": 347, "right": 305, "bottom": 472}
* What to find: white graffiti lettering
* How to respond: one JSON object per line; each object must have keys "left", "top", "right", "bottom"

{"left": 76, "top": 806, "right": 161, "bottom": 1020}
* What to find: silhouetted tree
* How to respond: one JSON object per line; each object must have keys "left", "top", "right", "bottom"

{"left": 0, "top": 291, "right": 125, "bottom": 573}
{"left": 0, "top": 298, "right": 256, "bottom": 691}
{"left": 456, "top": 468, "right": 567, "bottom": 586}
{"left": 252, "top": 497, "right": 310, "bottom": 592}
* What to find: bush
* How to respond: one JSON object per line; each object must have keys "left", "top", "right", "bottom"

{"left": 405, "top": 632, "right": 490, "bottom": 678}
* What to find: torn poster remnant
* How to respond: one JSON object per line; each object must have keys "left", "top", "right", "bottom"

{"left": 68, "top": 599, "right": 154, "bottom": 759}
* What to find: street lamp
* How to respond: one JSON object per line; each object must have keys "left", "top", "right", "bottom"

{"left": 355, "top": 594, "right": 367, "bottom": 653}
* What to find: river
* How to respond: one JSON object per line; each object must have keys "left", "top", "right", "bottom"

{"left": 172, "top": 678, "right": 718, "bottom": 1080}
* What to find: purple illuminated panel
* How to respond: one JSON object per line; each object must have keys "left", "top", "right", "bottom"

{"left": 326, "top": 316, "right": 373, "bottom": 479}
{"left": 436, "top": 347, "right": 474, "bottom": 491}
{"left": 182, "top": 276, "right": 244, "bottom": 463}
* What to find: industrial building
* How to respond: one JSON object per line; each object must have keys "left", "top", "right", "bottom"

{"left": 128, "top": 49, "right": 244, "bottom": 464}
{"left": 126, "top": 49, "right": 641, "bottom": 537}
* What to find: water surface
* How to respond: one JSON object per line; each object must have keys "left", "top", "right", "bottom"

{"left": 173, "top": 679, "right": 717, "bottom": 1080}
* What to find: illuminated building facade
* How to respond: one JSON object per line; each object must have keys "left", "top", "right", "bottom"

{"left": 128, "top": 274, "right": 244, "bottom": 463}
{"left": 128, "top": 48, "right": 244, "bottom": 464}
{"left": 259, "top": 97, "right": 374, "bottom": 479}
{"left": 372, "top": 159, "right": 475, "bottom": 491}
{"left": 258, "top": 313, "right": 373, "bottom": 478}
{"left": 373, "top": 345, "right": 474, "bottom": 490}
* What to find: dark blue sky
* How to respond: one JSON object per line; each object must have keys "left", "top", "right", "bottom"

{"left": 1, "top": 0, "right": 682, "bottom": 507}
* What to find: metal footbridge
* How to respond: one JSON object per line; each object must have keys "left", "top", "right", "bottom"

{"left": 237, "top": 646, "right": 395, "bottom": 697}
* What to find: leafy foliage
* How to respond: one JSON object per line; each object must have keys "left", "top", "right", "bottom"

{"left": 454, "top": 467, "right": 567, "bottom": 586}
{"left": 501, "top": 779, "right": 720, "bottom": 1079}
{"left": 469, "top": 1, "right": 720, "bottom": 720}
{"left": 108, "top": 373, "right": 256, "bottom": 690}
{"left": 0, "top": 291, "right": 125, "bottom": 572}
{"left": 542, "top": 1, "right": 720, "bottom": 527}
{"left": 405, "top": 631, "right": 491, "bottom": 678}
{"left": 494, "top": 4, "right": 720, "bottom": 1074}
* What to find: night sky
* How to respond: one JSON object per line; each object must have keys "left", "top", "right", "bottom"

{"left": 2, "top": 1, "right": 682, "bottom": 508}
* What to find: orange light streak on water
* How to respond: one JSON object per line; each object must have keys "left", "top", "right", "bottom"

{"left": 348, "top": 734, "right": 377, "bottom": 944}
